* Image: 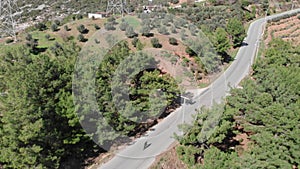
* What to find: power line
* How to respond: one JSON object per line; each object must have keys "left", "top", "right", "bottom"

{"left": 106, "top": 0, "right": 129, "bottom": 17}
{"left": 0, "top": 0, "right": 19, "bottom": 41}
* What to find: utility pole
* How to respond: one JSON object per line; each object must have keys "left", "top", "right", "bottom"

{"left": 106, "top": 0, "right": 129, "bottom": 17}
{"left": 0, "top": 0, "right": 18, "bottom": 41}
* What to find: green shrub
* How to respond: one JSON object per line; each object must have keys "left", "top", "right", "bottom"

{"left": 76, "top": 14, "right": 83, "bottom": 20}
{"left": 132, "top": 37, "right": 139, "bottom": 47}
{"left": 64, "top": 25, "right": 70, "bottom": 31}
{"left": 5, "top": 38, "right": 14, "bottom": 44}
{"left": 125, "top": 26, "right": 137, "bottom": 38}
{"left": 158, "top": 26, "right": 169, "bottom": 35}
{"left": 171, "top": 57, "right": 177, "bottom": 65}
{"left": 35, "top": 23, "right": 47, "bottom": 31}
{"left": 170, "top": 26, "right": 177, "bottom": 34}
{"left": 169, "top": 37, "right": 178, "bottom": 45}
{"left": 140, "top": 26, "right": 152, "bottom": 37}
{"left": 170, "top": 0, "right": 179, "bottom": 4}
{"left": 77, "top": 24, "right": 88, "bottom": 34}
{"left": 45, "top": 34, "right": 51, "bottom": 40}
{"left": 67, "top": 36, "right": 74, "bottom": 41}
{"left": 136, "top": 41, "right": 144, "bottom": 51}
{"left": 25, "top": 34, "right": 33, "bottom": 41}
{"left": 94, "top": 24, "right": 101, "bottom": 30}
{"left": 51, "top": 23, "right": 58, "bottom": 32}
{"left": 54, "top": 20, "right": 60, "bottom": 26}
{"left": 94, "top": 38, "right": 100, "bottom": 44}
{"left": 119, "top": 22, "right": 129, "bottom": 31}
{"left": 77, "top": 34, "right": 86, "bottom": 42}
{"left": 107, "top": 16, "right": 116, "bottom": 23}
{"left": 185, "top": 47, "right": 196, "bottom": 56}
{"left": 104, "top": 22, "right": 116, "bottom": 31}
{"left": 151, "top": 38, "right": 162, "bottom": 48}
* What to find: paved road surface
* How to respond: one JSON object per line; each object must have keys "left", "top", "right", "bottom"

{"left": 98, "top": 8, "right": 300, "bottom": 169}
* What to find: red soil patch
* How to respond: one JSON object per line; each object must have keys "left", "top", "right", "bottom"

{"left": 233, "top": 133, "right": 250, "bottom": 154}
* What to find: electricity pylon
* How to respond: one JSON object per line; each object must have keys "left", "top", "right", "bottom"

{"left": 0, "top": 0, "right": 18, "bottom": 41}
{"left": 106, "top": 0, "right": 129, "bottom": 17}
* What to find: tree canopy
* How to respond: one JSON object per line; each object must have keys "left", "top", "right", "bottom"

{"left": 226, "top": 18, "right": 246, "bottom": 47}
{"left": 176, "top": 39, "right": 300, "bottom": 168}
{"left": 0, "top": 43, "right": 101, "bottom": 168}
{"left": 93, "top": 42, "right": 180, "bottom": 144}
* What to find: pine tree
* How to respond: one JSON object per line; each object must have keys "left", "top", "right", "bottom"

{"left": 226, "top": 18, "right": 246, "bottom": 47}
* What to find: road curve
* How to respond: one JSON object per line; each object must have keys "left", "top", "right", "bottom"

{"left": 97, "top": 8, "right": 300, "bottom": 169}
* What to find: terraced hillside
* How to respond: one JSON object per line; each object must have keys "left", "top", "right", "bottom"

{"left": 265, "top": 12, "right": 300, "bottom": 45}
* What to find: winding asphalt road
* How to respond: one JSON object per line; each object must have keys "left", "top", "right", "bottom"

{"left": 98, "top": 8, "right": 300, "bottom": 169}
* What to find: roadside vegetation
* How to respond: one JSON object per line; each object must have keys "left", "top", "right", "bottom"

{"left": 0, "top": 0, "right": 299, "bottom": 168}
{"left": 154, "top": 38, "right": 300, "bottom": 169}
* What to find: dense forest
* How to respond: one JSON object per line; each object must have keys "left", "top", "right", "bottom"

{"left": 1, "top": 0, "right": 299, "bottom": 168}
{"left": 0, "top": 40, "right": 180, "bottom": 168}
{"left": 175, "top": 39, "right": 300, "bottom": 168}
{"left": 75, "top": 41, "right": 181, "bottom": 147}
{"left": 0, "top": 43, "right": 104, "bottom": 168}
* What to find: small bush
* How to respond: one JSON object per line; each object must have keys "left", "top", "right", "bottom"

{"left": 51, "top": 23, "right": 58, "bottom": 32}
{"left": 94, "top": 24, "right": 101, "bottom": 30}
{"left": 158, "top": 26, "right": 169, "bottom": 35}
{"left": 77, "top": 34, "right": 87, "bottom": 42}
{"left": 185, "top": 47, "right": 196, "bottom": 56}
{"left": 54, "top": 20, "right": 61, "bottom": 26}
{"left": 45, "top": 34, "right": 51, "bottom": 40}
{"left": 132, "top": 37, "right": 144, "bottom": 50}
{"left": 76, "top": 14, "right": 83, "bottom": 20}
{"left": 171, "top": 57, "right": 178, "bottom": 65}
{"left": 125, "top": 26, "right": 137, "bottom": 38}
{"left": 77, "top": 24, "right": 88, "bottom": 34}
{"left": 170, "top": 26, "right": 177, "bottom": 34}
{"left": 104, "top": 22, "right": 116, "bottom": 31}
{"left": 151, "top": 38, "right": 162, "bottom": 48}
{"left": 136, "top": 41, "right": 144, "bottom": 50}
{"left": 94, "top": 38, "right": 100, "bottom": 44}
{"left": 67, "top": 36, "right": 74, "bottom": 41}
{"left": 140, "top": 26, "right": 152, "bottom": 37}
{"left": 35, "top": 23, "right": 47, "bottom": 31}
{"left": 119, "top": 22, "right": 129, "bottom": 31}
{"left": 5, "top": 38, "right": 14, "bottom": 44}
{"left": 64, "top": 25, "right": 70, "bottom": 31}
{"left": 170, "top": 0, "right": 179, "bottom": 4}
{"left": 25, "top": 34, "right": 33, "bottom": 41}
{"left": 181, "top": 2, "right": 187, "bottom": 8}
{"left": 132, "top": 37, "right": 139, "bottom": 47}
{"left": 169, "top": 37, "right": 178, "bottom": 45}
{"left": 107, "top": 16, "right": 116, "bottom": 23}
